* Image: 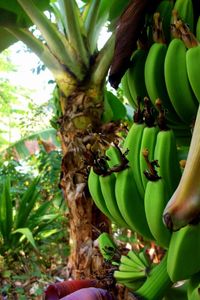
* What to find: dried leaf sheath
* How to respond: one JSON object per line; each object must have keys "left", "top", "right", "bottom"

{"left": 109, "top": 0, "right": 161, "bottom": 89}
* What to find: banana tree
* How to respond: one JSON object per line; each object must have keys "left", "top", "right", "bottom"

{"left": 0, "top": 0, "right": 131, "bottom": 279}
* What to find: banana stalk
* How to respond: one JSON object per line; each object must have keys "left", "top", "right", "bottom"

{"left": 163, "top": 106, "right": 200, "bottom": 231}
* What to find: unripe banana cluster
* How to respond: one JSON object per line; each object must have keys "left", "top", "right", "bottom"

{"left": 121, "top": 0, "right": 200, "bottom": 130}
{"left": 88, "top": 0, "right": 200, "bottom": 297}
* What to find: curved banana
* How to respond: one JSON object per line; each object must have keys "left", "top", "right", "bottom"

{"left": 173, "top": 0, "right": 194, "bottom": 33}
{"left": 167, "top": 223, "right": 200, "bottom": 282}
{"left": 121, "top": 71, "right": 136, "bottom": 108}
{"left": 186, "top": 41, "right": 200, "bottom": 104}
{"left": 163, "top": 106, "right": 200, "bottom": 231}
{"left": 97, "top": 232, "right": 117, "bottom": 262}
{"left": 164, "top": 37, "right": 198, "bottom": 125}
{"left": 127, "top": 48, "right": 148, "bottom": 107}
{"left": 123, "top": 116, "right": 146, "bottom": 200}
{"left": 154, "top": 127, "right": 182, "bottom": 197}
{"left": 196, "top": 16, "right": 200, "bottom": 42}
{"left": 99, "top": 172, "right": 129, "bottom": 228}
{"left": 144, "top": 178, "right": 171, "bottom": 249}
{"left": 114, "top": 249, "right": 148, "bottom": 291}
{"left": 144, "top": 13, "right": 182, "bottom": 127}
{"left": 115, "top": 166, "right": 154, "bottom": 241}
{"left": 187, "top": 272, "right": 200, "bottom": 300}
{"left": 139, "top": 124, "right": 159, "bottom": 190}
{"left": 88, "top": 168, "right": 114, "bottom": 221}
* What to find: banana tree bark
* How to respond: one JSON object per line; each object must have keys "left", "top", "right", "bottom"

{"left": 58, "top": 83, "right": 116, "bottom": 280}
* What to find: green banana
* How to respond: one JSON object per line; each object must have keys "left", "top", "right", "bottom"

{"left": 99, "top": 172, "right": 129, "bottom": 228}
{"left": 173, "top": 0, "right": 194, "bottom": 33}
{"left": 187, "top": 272, "right": 200, "bottom": 300}
{"left": 135, "top": 253, "right": 173, "bottom": 300}
{"left": 163, "top": 106, "right": 200, "bottom": 231}
{"left": 154, "top": 119, "right": 182, "bottom": 196}
{"left": 114, "top": 269, "right": 146, "bottom": 281}
{"left": 155, "top": 0, "right": 174, "bottom": 44}
{"left": 127, "top": 48, "right": 148, "bottom": 107}
{"left": 115, "top": 166, "right": 154, "bottom": 240}
{"left": 123, "top": 110, "right": 145, "bottom": 199}
{"left": 114, "top": 249, "right": 148, "bottom": 287}
{"left": 116, "top": 279, "right": 146, "bottom": 292}
{"left": 196, "top": 16, "right": 200, "bottom": 42}
{"left": 88, "top": 168, "right": 114, "bottom": 221}
{"left": 164, "top": 37, "right": 198, "bottom": 125}
{"left": 121, "top": 71, "right": 136, "bottom": 108}
{"left": 138, "top": 250, "right": 151, "bottom": 269}
{"left": 144, "top": 178, "right": 171, "bottom": 249}
{"left": 186, "top": 38, "right": 200, "bottom": 104}
{"left": 139, "top": 124, "right": 159, "bottom": 190}
{"left": 97, "top": 232, "right": 117, "bottom": 262}
{"left": 144, "top": 12, "right": 182, "bottom": 127}
{"left": 167, "top": 223, "right": 200, "bottom": 282}
{"left": 105, "top": 144, "right": 121, "bottom": 174}
{"left": 120, "top": 255, "right": 145, "bottom": 270}
{"left": 128, "top": 249, "right": 151, "bottom": 269}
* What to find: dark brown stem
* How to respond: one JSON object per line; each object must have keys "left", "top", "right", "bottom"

{"left": 142, "top": 148, "right": 161, "bottom": 181}
{"left": 155, "top": 98, "right": 169, "bottom": 131}
{"left": 152, "top": 12, "right": 166, "bottom": 44}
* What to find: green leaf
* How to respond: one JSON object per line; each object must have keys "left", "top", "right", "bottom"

{"left": 104, "top": 91, "right": 126, "bottom": 121}
{"left": 101, "top": 93, "right": 114, "bottom": 123}
{"left": 12, "top": 228, "right": 38, "bottom": 250}
{"left": 16, "top": 0, "right": 84, "bottom": 79}
{"left": 0, "top": 28, "right": 17, "bottom": 53}
{"left": 0, "top": 0, "right": 50, "bottom": 27}
{"left": 0, "top": 177, "right": 13, "bottom": 244}
{"left": 85, "top": 0, "right": 114, "bottom": 53}
{"left": 1, "top": 128, "right": 60, "bottom": 160}
{"left": 15, "top": 177, "right": 40, "bottom": 229}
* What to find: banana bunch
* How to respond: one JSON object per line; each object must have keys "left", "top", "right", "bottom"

{"left": 121, "top": 0, "right": 200, "bottom": 131}
{"left": 114, "top": 249, "right": 151, "bottom": 291}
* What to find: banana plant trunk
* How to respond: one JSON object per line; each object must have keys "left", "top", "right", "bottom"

{"left": 58, "top": 82, "right": 112, "bottom": 279}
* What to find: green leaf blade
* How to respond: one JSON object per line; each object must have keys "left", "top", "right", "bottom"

{"left": 0, "top": 177, "right": 13, "bottom": 244}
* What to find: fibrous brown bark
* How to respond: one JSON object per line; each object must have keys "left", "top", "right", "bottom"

{"left": 58, "top": 84, "right": 118, "bottom": 280}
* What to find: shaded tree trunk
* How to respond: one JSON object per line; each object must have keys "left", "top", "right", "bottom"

{"left": 58, "top": 83, "right": 115, "bottom": 279}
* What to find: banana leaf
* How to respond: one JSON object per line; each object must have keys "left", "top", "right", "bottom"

{"left": 12, "top": 227, "right": 38, "bottom": 250}
{"left": 0, "top": 177, "right": 13, "bottom": 245}
{"left": 1, "top": 128, "right": 60, "bottom": 160}
{"left": 0, "top": 0, "right": 51, "bottom": 53}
